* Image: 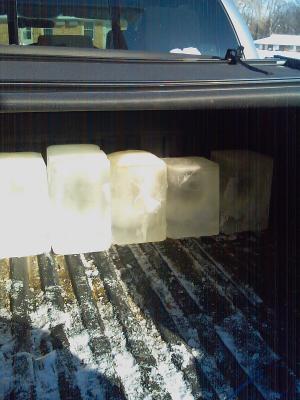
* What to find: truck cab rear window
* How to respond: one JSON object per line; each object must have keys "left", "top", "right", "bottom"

{"left": 11, "top": 0, "right": 239, "bottom": 58}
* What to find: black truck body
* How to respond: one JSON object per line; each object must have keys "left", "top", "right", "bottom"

{"left": 0, "top": 0, "right": 299, "bottom": 398}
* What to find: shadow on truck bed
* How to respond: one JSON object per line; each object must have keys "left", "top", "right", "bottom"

{"left": 0, "top": 316, "right": 126, "bottom": 399}
{"left": 0, "top": 233, "right": 299, "bottom": 399}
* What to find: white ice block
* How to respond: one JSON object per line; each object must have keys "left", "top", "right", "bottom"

{"left": 47, "top": 144, "right": 111, "bottom": 255}
{"left": 109, "top": 150, "right": 167, "bottom": 245}
{"left": 0, "top": 153, "right": 51, "bottom": 259}
{"left": 211, "top": 150, "right": 273, "bottom": 234}
{"left": 163, "top": 157, "right": 219, "bottom": 238}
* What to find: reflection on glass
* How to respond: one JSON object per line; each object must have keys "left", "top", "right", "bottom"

{"left": 14, "top": 0, "right": 238, "bottom": 57}
{"left": 0, "top": 15, "right": 8, "bottom": 45}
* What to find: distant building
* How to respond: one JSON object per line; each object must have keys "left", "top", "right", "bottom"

{"left": 255, "top": 34, "right": 300, "bottom": 52}
{"left": 255, "top": 34, "right": 300, "bottom": 60}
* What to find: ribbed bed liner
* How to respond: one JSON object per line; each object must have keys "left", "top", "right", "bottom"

{"left": 0, "top": 234, "right": 299, "bottom": 400}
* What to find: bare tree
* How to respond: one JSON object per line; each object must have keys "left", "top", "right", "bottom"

{"left": 234, "top": 0, "right": 299, "bottom": 38}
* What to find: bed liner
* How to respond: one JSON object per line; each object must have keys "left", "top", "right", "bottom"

{"left": 0, "top": 233, "right": 299, "bottom": 399}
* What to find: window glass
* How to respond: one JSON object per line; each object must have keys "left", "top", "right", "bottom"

{"left": 0, "top": 15, "right": 9, "bottom": 45}
{"left": 18, "top": 26, "right": 33, "bottom": 45}
{"left": 44, "top": 28, "right": 53, "bottom": 36}
{"left": 84, "top": 21, "right": 94, "bottom": 40}
{"left": 14, "top": 0, "right": 238, "bottom": 57}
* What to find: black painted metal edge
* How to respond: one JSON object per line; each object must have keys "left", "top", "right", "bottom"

{"left": 0, "top": 84, "right": 299, "bottom": 113}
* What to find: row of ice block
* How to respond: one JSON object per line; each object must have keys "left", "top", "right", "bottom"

{"left": 0, "top": 146, "right": 273, "bottom": 258}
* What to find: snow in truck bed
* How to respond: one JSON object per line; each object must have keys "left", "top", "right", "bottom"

{"left": 0, "top": 234, "right": 299, "bottom": 400}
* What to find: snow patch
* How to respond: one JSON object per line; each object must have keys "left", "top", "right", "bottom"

{"left": 34, "top": 351, "right": 60, "bottom": 400}
{"left": 128, "top": 245, "right": 233, "bottom": 400}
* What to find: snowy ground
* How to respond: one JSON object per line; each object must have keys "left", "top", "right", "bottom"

{"left": 257, "top": 49, "right": 300, "bottom": 60}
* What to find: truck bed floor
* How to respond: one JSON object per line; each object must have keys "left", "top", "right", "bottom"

{"left": 0, "top": 234, "right": 299, "bottom": 400}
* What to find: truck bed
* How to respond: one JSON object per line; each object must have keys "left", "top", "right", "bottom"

{"left": 0, "top": 233, "right": 298, "bottom": 400}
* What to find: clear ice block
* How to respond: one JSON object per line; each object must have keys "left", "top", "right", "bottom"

{"left": 163, "top": 157, "right": 219, "bottom": 239}
{"left": 211, "top": 150, "right": 273, "bottom": 234}
{"left": 0, "top": 153, "right": 51, "bottom": 259}
{"left": 47, "top": 144, "right": 111, "bottom": 255}
{"left": 109, "top": 150, "right": 167, "bottom": 245}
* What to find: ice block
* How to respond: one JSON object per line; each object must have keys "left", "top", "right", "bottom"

{"left": 47, "top": 144, "right": 111, "bottom": 255}
{"left": 0, "top": 152, "right": 51, "bottom": 259}
{"left": 211, "top": 150, "right": 273, "bottom": 234}
{"left": 109, "top": 150, "right": 167, "bottom": 245}
{"left": 163, "top": 157, "right": 219, "bottom": 238}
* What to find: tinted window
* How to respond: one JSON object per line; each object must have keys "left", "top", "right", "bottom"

{"left": 14, "top": 0, "right": 238, "bottom": 57}
{"left": 0, "top": 15, "right": 9, "bottom": 45}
